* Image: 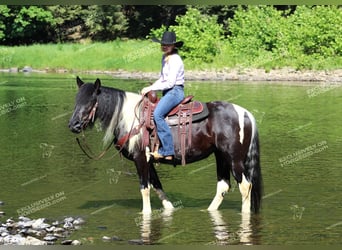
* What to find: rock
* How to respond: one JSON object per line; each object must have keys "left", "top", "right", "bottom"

{"left": 18, "top": 216, "right": 31, "bottom": 222}
{"left": 63, "top": 221, "right": 74, "bottom": 230}
{"left": 53, "top": 233, "right": 65, "bottom": 238}
{"left": 102, "top": 236, "right": 111, "bottom": 242}
{"left": 22, "top": 66, "right": 33, "bottom": 73}
{"left": 0, "top": 227, "right": 8, "bottom": 234}
{"left": 18, "top": 228, "right": 29, "bottom": 236}
{"left": 43, "top": 235, "right": 58, "bottom": 241}
{"left": 1, "top": 231, "right": 9, "bottom": 237}
{"left": 128, "top": 239, "right": 144, "bottom": 245}
{"left": 6, "top": 218, "right": 15, "bottom": 224}
{"left": 71, "top": 239, "right": 81, "bottom": 245}
{"left": 3, "top": 234, "right": 26, "bottom": 245}
{"left": 0, "top": 215, "right": 85, "bottom": 245}
{"left": 73, "top": 217, "right": 85, "bottom": 225}
{"left": 32, "top": 218, "right": 50, "bottom": 230}
{"left": 24, "top": 236, "right": 47, "bottom": 245}
{"left": 17, "top": 220, "right": 33, "bottom": 228}
{"left": 34, "top": 229, "right": 47, "bottom": 238}
{"left": 53, "top": 227, "right": 65, "bottom": 233}
{"left": 61, "top": 239, "right": 73, "bottom": 245}
{"left": 9, "top": 68, "right": 19, "bottom": 73}
{"left": 45, "top": 226, "right": 55, "bottom": 233}
{"left": 64, "top": 217, "right": 74, "bottom": 223}
{"left": 112, "top": 235, "right": 123, "bottom": 241}
{"left": 102, "top": 235, "right": 123, "bottom": 242}
{"left": 51, "top": 221, "right": 60, "bottom": 226}
{"left": 0, "top": 211, "right": 5, "bottom": 217}
{"left": 0, "top": 201, "right": 4, "bottom": 206}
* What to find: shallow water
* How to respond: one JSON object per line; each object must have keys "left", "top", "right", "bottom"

{"left": 0, "top": 73, "right": 341, "bottom": 245}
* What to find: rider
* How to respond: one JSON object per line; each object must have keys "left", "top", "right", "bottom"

{"left": 141, "top": 31, "right": 185, "bottom": 160}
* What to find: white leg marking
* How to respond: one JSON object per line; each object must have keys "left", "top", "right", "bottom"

{"left": 162, "top": 200, "right": 174, "bottom": 210}
{"left": 239, "top": 174, "right": 252, "bottom": 214}
{"left": 145, "top": 146, "right": 151, "bottom": 162}
{"left": 208, "top": 180, "right": 229, "bottom": 211}
{"left": 141, "top": 186, "right": 152, "bottom": 214}
{"left": 232, "top": 104, "right": 246, "bottom": 144}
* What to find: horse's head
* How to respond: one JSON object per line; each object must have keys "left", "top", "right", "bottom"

{"left": 68, "top": 77, "right": 101, "bottom": 133}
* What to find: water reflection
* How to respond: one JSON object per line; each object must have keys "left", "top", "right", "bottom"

{"left": 208, "top": 210, "right": 230, "bottom": 245}
{"left": 139, "top": 209, "right": 175, "bottom": 244}
{"left": 137, "top": 208, "right": 261, "bottom": 245}
{"left": 209, "top": 210, "right": 261, "bottom": 245}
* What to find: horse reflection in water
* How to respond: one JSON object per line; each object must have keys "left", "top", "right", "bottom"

{"left": 136, "top": 209, "right": 261, "bottom": 245}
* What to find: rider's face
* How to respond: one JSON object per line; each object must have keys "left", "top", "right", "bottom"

{"left": 161, "top": 44, "right": 175, "bottom": 55}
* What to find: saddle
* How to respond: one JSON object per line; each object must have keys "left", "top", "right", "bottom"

{"left": 140, "top": 91, "right": 209, "bottom": 165}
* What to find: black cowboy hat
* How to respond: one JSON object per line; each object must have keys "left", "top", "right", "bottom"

{"left": 152, "top": 31, "right": 184, "bottom": 48}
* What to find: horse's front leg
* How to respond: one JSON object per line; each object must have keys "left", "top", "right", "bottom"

{"left": 149, "top": 162, "right": 174, "bottom": 210}
{"left": 134, "top": 152, "right": 152, "bottom": 214}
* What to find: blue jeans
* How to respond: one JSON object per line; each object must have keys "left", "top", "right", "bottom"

{"left": 153, "top": 85, "right": 184, "bottom": 156}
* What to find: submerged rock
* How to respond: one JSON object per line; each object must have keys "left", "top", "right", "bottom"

{"left": 71, "top": 239, "right": 81, "bottom": 245}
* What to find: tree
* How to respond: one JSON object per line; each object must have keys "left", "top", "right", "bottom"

{"left": 3, "top": 6, "right": 56, "bottom": 45}
{"left": 84, "top": 5, "right": 128, "bottom": 41}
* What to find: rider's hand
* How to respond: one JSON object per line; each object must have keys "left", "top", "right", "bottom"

{"left": 141, "top": 86, "right": 152, "bottom": 96}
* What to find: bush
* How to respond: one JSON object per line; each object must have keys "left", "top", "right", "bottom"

{"left": 226, "top": 5, "right": 342, "bottom": 69}
{"left": 150, "top": 8, "right": 224, "bottom": 63}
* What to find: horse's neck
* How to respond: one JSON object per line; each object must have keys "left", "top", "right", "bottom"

{"left": 97, "top": 88, "right": 141, "bottom": 138}
{"left": 96, "top": 88, "right": 122, "bottom": 129}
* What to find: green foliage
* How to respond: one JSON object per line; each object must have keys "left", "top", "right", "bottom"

{"left": 150, "top": 8, "right": 224, "bottom": 63}
{"left": 6, "top": 6, "right": 56, "bottom": 44}
{"left": 226, "top": 5, "right": 342, "bottom": 70}
{"left": 84, "top": 6, "right": 128, "bottom": 41}
{"left": 287, "top": 6, "right": 342, "bottom": 58}
{"left": 0, "top": 5, "right": 10, "bottom": 41}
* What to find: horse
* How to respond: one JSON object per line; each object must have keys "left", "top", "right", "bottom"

{"left": 68, "top": 77, "right": 263, "bottom": 214}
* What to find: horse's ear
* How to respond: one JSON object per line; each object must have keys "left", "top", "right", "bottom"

{"left": 94, "top": 78, "right": 101, "bottom": 95}
{"left": 76, "top": 76, "right": 84, "bottom": 88}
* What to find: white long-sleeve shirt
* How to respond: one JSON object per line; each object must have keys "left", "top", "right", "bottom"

{"left": 149, "top": 53, "right": 184, "bottom": 91}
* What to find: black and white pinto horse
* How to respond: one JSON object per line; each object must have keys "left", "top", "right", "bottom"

{"left": 68, "top": 77, "right": 263, "bottom": 214}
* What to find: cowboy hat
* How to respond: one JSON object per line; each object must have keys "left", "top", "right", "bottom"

{"left": 152, "top": 31, "right": 184, "bottom": 48}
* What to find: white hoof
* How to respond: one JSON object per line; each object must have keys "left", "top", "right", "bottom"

{"left": 162, "top": 200, "right": 174, "bottom": 210}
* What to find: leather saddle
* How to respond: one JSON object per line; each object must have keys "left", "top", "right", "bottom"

{"left": 144, "top": 91, "right": 208, "bottom": 126}
{"left": 140, "top": 91, "right": 209, "bottom": 165}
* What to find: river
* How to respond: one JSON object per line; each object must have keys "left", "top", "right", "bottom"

{"left": 0, "top": 73, "right": 341, "bottom": 245}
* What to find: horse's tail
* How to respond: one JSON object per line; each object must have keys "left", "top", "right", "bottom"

{"left": 244, "top": 119, "right": 263, "bottom": 213}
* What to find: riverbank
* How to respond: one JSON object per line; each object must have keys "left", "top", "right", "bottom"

{"left": 1, "top": 67, "right": 342, "bottom": 83}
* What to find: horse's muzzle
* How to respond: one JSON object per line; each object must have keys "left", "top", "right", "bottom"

{"left": 68, "top": 120, "right": 82, "bottom": 134}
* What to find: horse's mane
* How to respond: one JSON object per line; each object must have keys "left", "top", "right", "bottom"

{"left": 100, "top": 86, "right": 142, "bottom": 151}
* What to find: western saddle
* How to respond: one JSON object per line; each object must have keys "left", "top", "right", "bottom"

{"left": 140, "top": 91, "right": 208, "bottom": 166}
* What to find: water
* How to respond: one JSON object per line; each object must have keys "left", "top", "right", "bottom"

{"left": 0, "top": 73, "right": 341, "bottom": 245}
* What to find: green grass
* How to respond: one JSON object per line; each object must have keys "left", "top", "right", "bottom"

{"left": 0, "top": 40, "right": 161, "bottom": 72}
{"left": 1, "top": 39, "right": 341, "bottom": 72}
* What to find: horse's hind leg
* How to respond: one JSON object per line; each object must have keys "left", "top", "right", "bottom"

{"left": 239, "top": 173, "right": 252, "bottom": 214}
{"left": 208, "top": 151, "right": 231, "bottom": 211}
{"left": 149, "top": 162, "right": 174, "bottom": 209}
{"left": 232, "top": 160, "right": 252, "bottom": 214}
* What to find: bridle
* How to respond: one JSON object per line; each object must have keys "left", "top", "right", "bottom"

{"left": 76, "top": 99, "right": 115, "bottom": 160}
{"left": 82, "top": 100, "right": 98, "bottom": 130}
{"left": 76, "top": 96, "right": 145, "bottom": 160}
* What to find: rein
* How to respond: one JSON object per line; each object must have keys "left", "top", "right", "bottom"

{"left": 76, "top": 99, "right": 115, "bottom": 160}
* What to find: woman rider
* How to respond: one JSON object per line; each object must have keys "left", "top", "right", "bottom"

{"left": 141, "top": 31, "right": 185, "bottom": 161}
